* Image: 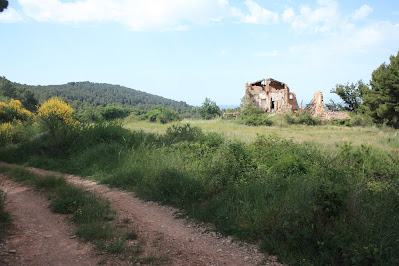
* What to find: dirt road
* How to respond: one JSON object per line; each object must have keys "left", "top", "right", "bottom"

{"left": 1, "top": 164, "right": 281, "bottom": 265}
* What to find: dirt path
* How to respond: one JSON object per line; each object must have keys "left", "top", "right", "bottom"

{"left": 0, "top": 175, "right": 99, "bottom": 266}
{"left": 1, "top": 164, "right": 281, "bottom": 265}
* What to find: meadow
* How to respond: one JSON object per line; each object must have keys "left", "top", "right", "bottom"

{"left": 124, "top": 117, "right": 399, "bottom": 152}
{"left": 1, "top": 112, "right": 398, "bottom": 265}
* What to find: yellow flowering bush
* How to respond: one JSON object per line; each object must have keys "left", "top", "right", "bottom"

{"left": 37, "top": 97, "right": 79, "bottom": 135}
{"left": 0, "top": 99, "right": 34, "bottom": 123}
{"left": 0, "top": 121, "right": 25, "bottom": 146}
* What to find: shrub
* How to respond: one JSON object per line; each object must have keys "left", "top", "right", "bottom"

{"left": 0, "top": 121, "right": 32, "bottom": 146}
{"left": 0, "top": 99, "right": 34, "bottom": 123}
{"left": 100, "top": 105, "right": 130, "bottom": 121}
{"left": 328, "top": 119, "right": 352, "bottom": 126}
{"left": 349, "top": 113, "right": 375, "bottom": 127}
{"left": 163, "top": 123, "right": 203, "bottom": 144}
{"left": 285, "top": 112, "right": 321, "bottom": 126}
{"left": 141, "top": 106, "right": 181, "bottom": 124}
{"left": 37, "top": 97, "right": 79, "bottom": 136}
{"left": 239, "top": 114, "right": 273, "bottom": 126}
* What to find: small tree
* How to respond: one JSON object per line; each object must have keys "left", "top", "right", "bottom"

{"left": 198, "top": 98, "right": 221, "bottom": 120}
{"left": 328, "top": 81, "right": 367, "bottom": 113}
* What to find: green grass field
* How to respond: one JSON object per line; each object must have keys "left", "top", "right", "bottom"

{"left": 124, "top": 118, "right": 399, "bottom": 152}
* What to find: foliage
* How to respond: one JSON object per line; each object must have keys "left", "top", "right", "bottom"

{"left": 237, "top": 102, "right": 273, "bottom": 126}
{"left": 100, "top": 105, "right": 130, "bottom": 121}
{"left": 325, "top": 100, "right": 344, "bottom": 112}
{"left": 73, "top": 105, "right": 102, "bottom": 123}
{"left": 0, "top": 0, "right": 7, "bottom": 12}
{"left": 140, "top": 106, "right": 181, "bottom": 124}
{"left": 328, "top": 113, "right": 374, "bottom": 127}
{"left": 12, "top": 80, "right": 194, "bottom": 115}
{"left": 0, "top": 121, "right": 31, "bottom": 146}
{"left": 0, "top": 99, "right": 34, "bottom": 123}
{"left": 163, "top": 123, "right": 203, "bottom": 144}
{"left": 363, "top": 51, "right": 399, "bottom": 128}
{"left": 198, "top": 98, "right": 221, "bottom": 120}
{"left": 37, "top": 97, "right": 79, "bottom": 136}
{"left": 1, "top": 116, "right": 399, "bottom": 265}
{"left": 0, "top": 189, "right": 11, "bottom": 237}
{"left": 328, "top": 81, "right": 367, "bottom": 113}
{"left": 239, "top": 114, "right": 273, "bottom": 126}
{"left": 241, "top": 102, "right": 262, "bottom": 116}
{"left": 285, "top": 111, "right": 321, "bottom": 126}
{"left": 0, "top": 77, "right": 38, "bottom": 112}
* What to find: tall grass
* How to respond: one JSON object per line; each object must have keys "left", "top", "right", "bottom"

{"left": 0, "top": 189, "right": 11, "bottom": 238}
{"left": 0, "top": 122, "right": 398, "bottom": 264}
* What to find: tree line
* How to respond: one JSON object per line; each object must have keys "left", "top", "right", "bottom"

{"left": 326, "top": 51, "right": 399, "bottom": 128}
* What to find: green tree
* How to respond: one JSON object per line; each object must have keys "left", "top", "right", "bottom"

{"left": 329, "top": 81, "right": 367, "bottom": 113}
{"left": 363, "top": 51, "right": 399, "bottom": 128}
{"left": 21, "top": 90, "right": 38, "bottom": 112}
{"left": 198, "top": 98, "right": 221, "bottom": 120}
{"left": 0, "top": 0, "right": 8, "bottom": 12}
{"left": 100, "top": 105, "right": 130, "bottom": 121}
{"left": 0, "top": 77, "right": 17, "bottom": 99}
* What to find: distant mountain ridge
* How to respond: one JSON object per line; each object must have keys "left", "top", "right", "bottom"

{"left": 13, "top": 81, "right": 194, "bottom": 114}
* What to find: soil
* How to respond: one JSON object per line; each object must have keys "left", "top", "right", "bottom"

{"left": 0, "top": 163, "right": 282, "bottom": 265}
{"left": 0, "top": 176, "right": 99, "bottom": 265}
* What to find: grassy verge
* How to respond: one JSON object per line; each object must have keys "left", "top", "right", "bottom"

{"left": 0, "top": 189, "right": 11, "bottom": 239}
{"left": 0, "top": 122, "right": 398, "bottom": 265}
{"left": 0, "top": 165, "right": 166, "bottom": 264}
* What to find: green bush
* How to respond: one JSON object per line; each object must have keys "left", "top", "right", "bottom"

{"left": 100, "top": 105, "right": 130, "bottom": 121}
{"left": 239, "top": 114, "right": 274, "bottom": 126}
{"left": 140, "top": 106, "right": 181, "bottom": 124}
{"left": 285, "top": 112, "right": 321, "bottom": 126}
{"left": 328, "top": 118, "right": 352, "bottom": 126}
{"left": 163, "top": 123, "right": 203, "bottom": 144}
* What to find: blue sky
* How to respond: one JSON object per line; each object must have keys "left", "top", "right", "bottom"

{"left": 1, "top": 0, "right": 399, "bottom": 106}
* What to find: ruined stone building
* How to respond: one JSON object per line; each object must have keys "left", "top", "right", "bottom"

{"left": 246, "top": 78, "right": 350, "bottom": 120}
{"left": 245, "top": 78, "right": 299, "bottom": 112}
{"left": 303, "top": 92, "right": 327, "bottom": 118}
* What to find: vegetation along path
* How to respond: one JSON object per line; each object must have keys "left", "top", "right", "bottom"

{"left": 0, "top": 163, "right": 280, "bottom": 265}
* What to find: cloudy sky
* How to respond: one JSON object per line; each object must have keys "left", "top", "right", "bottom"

{"left": 1, "top": 0, "right": 398, "bottom": 106}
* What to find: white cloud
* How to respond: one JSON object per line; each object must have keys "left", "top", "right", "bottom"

{"left": 0, "top": 7, "right": 24, "bottom": 23}
{"left": 289, "top": 21, "right": 399, "bottom": 59}
{"left": 282, "top": 8, "right": 295, "bottom": 22}
{"left": 221, "top": 50, "right": 227, "bottom": 55}
{"left": 351, "top": 5, "right": 373, "bottom": 20}
{"left": 17, "top": 0, "right": 236, "bottom": 31}
{"left": 254, "top": 50, "right": 278, "bottom": 57}
{"left": 240, "top": 0, "right": 278, "bottom": 24}
{"left": 282, "top": 0, "right": 340, "bottom": 34}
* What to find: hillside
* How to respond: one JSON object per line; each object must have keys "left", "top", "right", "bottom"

{"left": 11, "top": 80, "right": 194, "bottom": 114}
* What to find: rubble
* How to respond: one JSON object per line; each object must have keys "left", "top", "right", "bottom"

{"left": 245, "top": 78, "right": 350, "bottom": 120}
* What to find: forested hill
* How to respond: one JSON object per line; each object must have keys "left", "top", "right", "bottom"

{"left": 13, "top": 81, "right": 194, "bottom": 114}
